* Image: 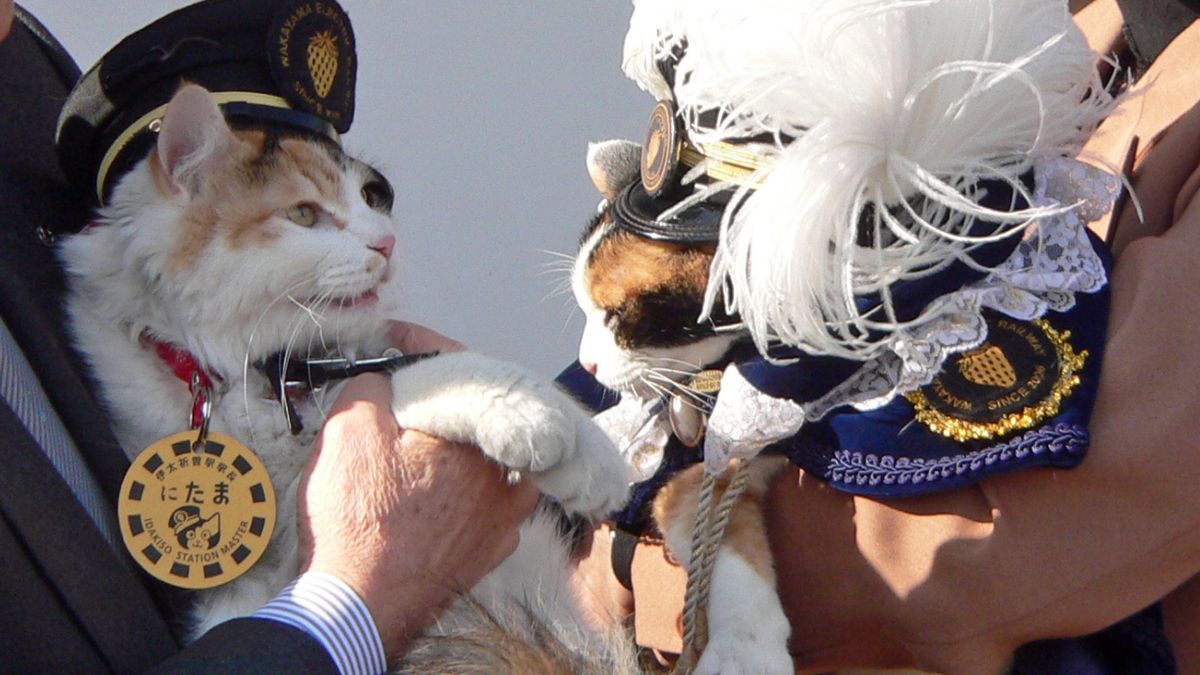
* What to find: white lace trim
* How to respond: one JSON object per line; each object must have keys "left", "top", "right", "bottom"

{"left": 594, "top": 396, "right": 672, "bottom": 482}
{"left": 704, "top": 366, "right": 805, "bottom": 474}
{"left": 806, "top": 157, "right": 1116, "bottom": 420}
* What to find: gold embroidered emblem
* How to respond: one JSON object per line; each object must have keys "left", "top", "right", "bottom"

{"left": 958, "top": 344, "right": 1017, "bottom": 388}
{"left": 268, "top": 0, "right": 355, "bottom": 129}
{"left": 117, "top": 432, "right": 276, "bottom": 590}
{"left": 906, "top": 314, "right": 1087, "bottom": 442}
{"left": 306, "top": 30, "right": 339, "bottom": 99}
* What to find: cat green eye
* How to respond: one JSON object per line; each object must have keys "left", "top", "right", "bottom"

{"left": 286, "top": 203, "right": 318, "bottom": 227}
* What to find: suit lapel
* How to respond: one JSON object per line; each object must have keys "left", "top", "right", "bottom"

{"left": 0, "top": 402, "right": 177, "bottom": 671}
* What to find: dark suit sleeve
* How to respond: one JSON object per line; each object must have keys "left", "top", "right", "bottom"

{"left": 150, "top": 618, "right": 339, "bottom": 674}
{"left": 0, "top": 13, "right": 343, "bottom": 675}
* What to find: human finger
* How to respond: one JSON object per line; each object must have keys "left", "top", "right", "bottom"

{"left": 386, "top": 320, "right": 467, "bottom": 354}
{"left": 324, "top": 372, "right": 394, "bottom": 421}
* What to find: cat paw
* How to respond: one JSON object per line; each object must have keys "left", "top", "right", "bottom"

{"left": 529, "top": 412, "right": 628, "bottom": 517}
{"left": 693, "top": 631, "right": 793, "bottom": 675}
{"left": 474, "top": 378, "right": 579, "bottom": 473}
{"left": 695, "top": 552, "right": 792, "bottom": 675}
{"left": 390, "top": 352, "right": 628, "bottom": 517}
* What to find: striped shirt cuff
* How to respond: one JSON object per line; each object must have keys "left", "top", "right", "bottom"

{"left": 253, "top": 572, "right": 388, "bottom": 675}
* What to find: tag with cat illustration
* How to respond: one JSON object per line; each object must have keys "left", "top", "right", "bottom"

{"left": 118, "top": 431, "right": 276, "bottom": 590}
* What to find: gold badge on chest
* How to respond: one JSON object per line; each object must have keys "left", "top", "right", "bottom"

{"left": 906, "top": 312, "right": 1087, "bottom": 442}
{"left": 117, "top": 431, "right": 276, "bottom": 589}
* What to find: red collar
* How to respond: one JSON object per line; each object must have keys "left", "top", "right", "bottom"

{"left": 141, "top": 333, "right": 220, "bottom": 429}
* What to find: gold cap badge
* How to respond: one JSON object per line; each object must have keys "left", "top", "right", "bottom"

{"left": 641, "top": 99, "right": 682, "bottom": 197}
{"left": 269, "top": 0, "right": 357, "bottom": 129}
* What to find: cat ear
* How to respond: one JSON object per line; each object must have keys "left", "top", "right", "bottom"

{"left": 154, "top": 84, "right": 234, "bottom": 196}
{"left": 586, "top": 139, "right": 641, "bottom": 201}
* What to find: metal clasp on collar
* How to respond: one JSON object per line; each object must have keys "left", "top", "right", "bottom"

{"left": 264, "top": 349, "right": 442, "bottom": 435}
{"left": 190, "top": 372, "right": 213, "bottom": 451}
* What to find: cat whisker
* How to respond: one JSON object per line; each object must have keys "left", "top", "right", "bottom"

{"left": 637, "top": 374, "right": 671, "bottom": 402}
{"left": 645, "top": 370, "right": 712, "bottom": 411}
{"left": 543, "top": 277, "right": 576, "bottom": 301}
{"left": 288, "top": 293, "right": 327, "bottom": 324}
{"left": 647, "top": 356, "right": 709, "bottom": 370}
{"left": 555, "top": 304, "right": 581, "bottom": 342}
{"left": 645, "top": 365, "right": 704, "bottom": 378}
{"left": 241, "top": 274, "right": 322, "bottom": 428}
{"left": 537, "top": 261, "right": 575, "bottom": 275}
{"left": 536, "top": 248, "right": 576, "bottom": 261}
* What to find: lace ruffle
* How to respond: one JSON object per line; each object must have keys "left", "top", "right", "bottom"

{"left": 594, "top": 396, "right": 671, "bottom": 482}
{"left": 704, "top": 367, "right": 806, "bottom": 474}
{"left": 807, "top": 157, "right": 1116, "bottom": 419}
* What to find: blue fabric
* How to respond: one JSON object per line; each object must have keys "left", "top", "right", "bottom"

{"left": 737, "top": 230, "right": 1114, "bottom": 498}
{"left": 556, "top": 234, "right": 1111, "bottom": 501}
{"left": 1013, "top": 604, "right": 1176, "bottom": 675}
{"left": 778, "top": 281, "right": 1109, "bottom": 496}
{"left": 554, "top": 230, "right": 1173, "bottom": 675}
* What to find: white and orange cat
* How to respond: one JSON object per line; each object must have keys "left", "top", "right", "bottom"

{"left": 60, "top": 84, "right": 632, "bottom": 670}
{"left": 573, "top": 139, "right": 793, "bottom": 675}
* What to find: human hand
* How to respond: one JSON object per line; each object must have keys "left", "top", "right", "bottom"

{"left": 386, "top": 319, "right": 466, "bottom": 354}
{"left": 1, "top": 0, "right": 14, "bottom": 42}
{"left": 298, "top": 372, "right": 540, "bottom": 658}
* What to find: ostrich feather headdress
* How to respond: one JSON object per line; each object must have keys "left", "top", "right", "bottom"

{"left": 621, "top": 0, "right": 1115, "bottom": 359}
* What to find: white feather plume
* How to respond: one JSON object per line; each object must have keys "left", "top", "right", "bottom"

{"left": 623, "top": 0, "right": 1115, "bottom": 358}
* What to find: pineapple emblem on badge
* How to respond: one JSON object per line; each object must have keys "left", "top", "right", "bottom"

{"left": 307, "top": 30, "right": 339, "bottom": 99}
{"left": 905, "top": 311, "right": 1088, "bottom": 441}
{"left": 958, "top": 344, "right": 1017, "bottom": 388}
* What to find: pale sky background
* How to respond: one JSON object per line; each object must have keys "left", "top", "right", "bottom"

{"left": 23, "top": 0, "right": 647, "bottom": 377}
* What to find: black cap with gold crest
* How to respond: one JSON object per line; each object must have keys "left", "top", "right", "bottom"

{"left": 612, "top": 51, "right": 783, "bottom": 246}
{"left": 55, "top": 0, "right": 356, "bottom": 214}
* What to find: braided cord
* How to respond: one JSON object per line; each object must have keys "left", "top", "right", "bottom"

{"left": 675, "top": 460, "right": 752, "bottom": 674}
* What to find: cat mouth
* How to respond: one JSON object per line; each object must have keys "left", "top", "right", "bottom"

{"left": 332, "top": 288, "right": 379, "bottom": 308}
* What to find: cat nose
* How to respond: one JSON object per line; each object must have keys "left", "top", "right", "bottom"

{"left": 369, "top": 234, "right": 395, "bottom": 260}
{"left": 581, "top": 360, "right": 598, "bottom": 376}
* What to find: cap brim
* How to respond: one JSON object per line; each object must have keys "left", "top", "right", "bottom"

{"left": 612, "top": 182, "right": 726, "bottom": 244}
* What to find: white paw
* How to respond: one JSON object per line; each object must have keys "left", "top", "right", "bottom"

{"left": 694, "top": 630, "right": 793, "bottom": 675}
{"left": 530, "top": 412, "right": 628, "bottom": 517}
{"left": 389, "top": 352, "right": 629, "bottom": 517}
{"left": 696, "top": 552, "right": 792, "bottom": 675}
{"left": 475, "top": 379, "right": 576, "bottom": 473}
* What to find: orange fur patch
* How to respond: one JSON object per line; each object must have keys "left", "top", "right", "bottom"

{"left": 167, "top": 130, "right": 348, "bottom": 270}
{"left": 652, "top": 459, "right": 785, "bottom": 583}
{"left": 585, "top": 229, "right": 714, "bottom": 315}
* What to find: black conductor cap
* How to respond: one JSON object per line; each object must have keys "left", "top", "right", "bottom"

{"left": 55, "top": 0, "right": 357, "bottom": 211}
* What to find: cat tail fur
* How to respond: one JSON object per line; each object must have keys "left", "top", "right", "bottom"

{"left": 396, "top": 508, "right": 641, "bottom": 675}
{"left": 396, "top": 596, "right": 640, "bottom": 675}
{"left": 622, "top": 0, "right": 1117, "bottom": 360}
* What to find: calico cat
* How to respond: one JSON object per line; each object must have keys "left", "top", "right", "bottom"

{"left": 573, "top": 139, "right": 793, "bottom": 675}
{"left": 60, "top": 83, "right": 632, "bottom": 668}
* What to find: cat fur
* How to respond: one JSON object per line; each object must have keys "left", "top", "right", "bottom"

{"left": 61, "top": 83, "right": 633, "bottom": 671}
{"left": 574, "top": 139, "right": 793, "bottom": 675}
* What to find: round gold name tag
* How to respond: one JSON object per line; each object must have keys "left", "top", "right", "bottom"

{"left": 117, "top": 431, "right": 276, "bottom": 590}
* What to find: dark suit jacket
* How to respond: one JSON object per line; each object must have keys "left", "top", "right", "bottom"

{"left": 0, "top": 8, "right": 336, "bottom": 673}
